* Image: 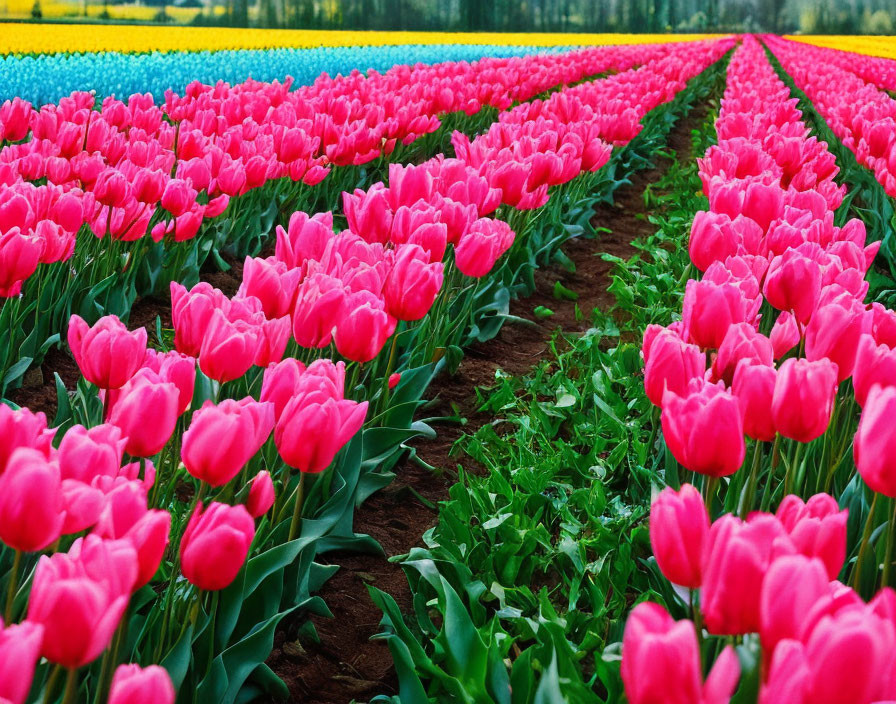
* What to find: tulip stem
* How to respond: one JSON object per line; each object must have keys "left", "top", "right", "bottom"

{"left": 882, "top": 498, "right": 896, "bottom": 589}
{"left": 42, "top": 665, "right": 63, "bottom": 704}
{"left": 4, "top": 548, "right": 21, "bottom": 623}
{"left": 702, "top": 476, "right": 719, "bottom": 517}
{"left": 288, "top": 472, "right": 307, "bottom": 542}
{"left": 690, "top": 589, "right": 704, "bottom": 672}
{"left": 739, "top": 441, "right": 763, "bottom": 520}
{"left": 852, "top": 491, "right": 881, "bottom": 594}
{"left": 62, "top": 668, "right": 78, "bottom": 704}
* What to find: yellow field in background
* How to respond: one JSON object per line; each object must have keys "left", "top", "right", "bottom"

{"left": 786, "top": 35, "right": 896, "bottom": 60}
{"left": 0, "top": 24, "right": 720, "bottom": 55}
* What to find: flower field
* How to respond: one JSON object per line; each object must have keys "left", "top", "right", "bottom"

{"left": 1, "top": 28, "right": 896, "bottom": 704}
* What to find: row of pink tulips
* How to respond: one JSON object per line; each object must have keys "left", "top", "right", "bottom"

{"left": 766, "top": 36, "right": 896, "bottom": 199}
{"left": 0, "top": 39, "right": 736, "bottom": 703}
{"left": 624, "top": 36, "right": 896, "bottom": 704}
{"left": 0, "top": 42, "right": 669, "bottom": 299}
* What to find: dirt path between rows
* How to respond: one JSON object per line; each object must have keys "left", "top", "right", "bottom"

{"left": 267, "top": 102, "right": 708, "bottom": 703}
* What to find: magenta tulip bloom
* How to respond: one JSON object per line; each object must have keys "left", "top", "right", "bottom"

{"left": 853, "top": 334, "right": 896, "bottom": 407}
{"left": 57, "top": 423, "right": 125, "bottom": 483}
{"left": 649, "top": 484, "right": 709, "bottom": 588}
{"left": 106, "top": 369, "right": 179, "bottom": 457}
{"left": 383, "top": 244, "right": 444, "bottom": 321}
{"left": 711, "top": 322, "right": 773, "bottom": 386}
{"left": 275, "top": 394, "right": 367, "bottom": 474}
{"left": 143, "top": 349, "right": 196, "bottom": 416}
{"left": 27, "top": 549, "right": 131, "bottom": 668}
{"left": 763, "top": 248, "right": 822, "bottom": 325}
{"left": 181, "top": 398, "right": 274, "bottom": 487}
{"left": 109, "top": 665, "right": 175, "bottom": 704}
{"left": 776, "top": 493, "right": 847, "bottom": 580}
{"left": 661, "top": 380, "right": 746, "bottom": 477}
{"left": 805, "top": 298, "right": 870, "bottom": 382}
{"left": 855, "top": 384, "right": 896, "bottom": 498}
{"left": 622, "top": 602, "right": 740, "bottom": 704}
{"left": 180, "top": 503, "right": 255, "bottom": 591}
{"left": 0, "top": 227, "right": 43, "bottom": 297}
{"left": 275, "top": 210, "right": 335, "bottom": 268}
{"left": 701, "top": 514, "right": 796, "bottom": 635}
{"left": 732, "top": 360, "right": 777, "bottom": 442}
{"left": 0, "top": 620, "right": 44, "bottom": 704}
{"left": 67, "top": 314, "right": 147, "bottom": 390}
{"left": 198, "top": 308, "right": 260, "bottom": 383}
{"left": 171, "top": 282, "right": 228, "bottom": 358}
{"left": 771, "top": 358, "right": 838, "bottom": 443}
{"left": 454, "top": 218, "right": 516, "bottom": 278}
{"left": 247, "top": 471, "right": 275, "bottom": 518}
{"left": 681, "top": 278, "right": 758, "bottom": 350}
{"left": 643, "top": 328, "right": 706, "bottom": 407}
{"left": 0, "top": 405, "right": 55, "bottom": 474}
{"left": 333, "top": 291, "right": 396, "bottom": 363}
{"left": 0, "top": 448, "right": 64, "bottom": 552}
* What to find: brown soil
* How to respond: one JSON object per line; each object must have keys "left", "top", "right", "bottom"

{"left": 265, "top": 104, "right": 706, "bottom": 703}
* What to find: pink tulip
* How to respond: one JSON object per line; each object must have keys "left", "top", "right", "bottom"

{"left": 383, "top": 244, "right": 444, "bottom": 321}
{"left": 764, "top": 248, "right": 823, "bottom": 324}
{"left": 770, "top": 311, "right": 801, "bottom": 359}
{"left": 759, "top": 555, "right": 831, "bottom": 658}
{"left": 711, "top": 322, "right": 773, "bottom": 386}
{"left": 701, "top": 513, "right": 796, "bottom": 635}
{"left": 67, "top": 314, "right": 147, "bottom": 390}
{"left": 771, "top": 358, "right": 838, "bottom": 443}
{"left": 238, "top": 257, "right": 303, "bottom": 320}
{"left": 121, "top": 510, "right": 171, "bottom": 589}
{"left": 107, "top": 369, "right": 179, "bottom": 457}
{"left": 27, "top": 548, "right": 131, "bottom": 668}
{"left": 275, "top": 393, "right": 367, "bottom": 473}
{"left": 688, "top": 211, "right": 761, "bottom": 272}
{"left": 93, "top": 170, "right": 131, "bottom": 209}
{"left": 170, "top": 282, "right": 227, "bottom": 357}
{"left": 161, "top": 179, "right": 197, "bottom": 217}
{"left": 0, "top": 98, "right": 32, "bottom": 142}
{"left": 661, "top": 380, "right": 746, "bottom": 478}
{"left": 0, "top": 227, "right": 44, "bottom": 298}
{"left": 388, "top": 372, "right": 401, "bottom": 389}
{"left": 732, "top": 360, "right": 777, "bottom": 442}
{"left": 682, "top": 278, "right": 758, "bottom": 350}
{"left": 0, "top": 448, "right": 64, "bottom": 552}
{"left": 109, "top": 665, "right": 175, "bottom": 704}
{"left": 291, "top": 274, "right": 346, "bottom": 349}
{"left": 853, "top": 334, "right": 896, "bottom": 407}
{"left": 247, "top": 471, "right": 275, "bottom": 518}
{"left": 0, "top": 620, "right": 43, "bottom": 704}
{"left": 855, "top": 384, "right": 896, "bottom": 498}
{"left": 57, "top": 423, "right": 125, "bottom": 483}
{"left": 343, "top": 185, "right": 393, "bottom": 245}
{"left": 142, "top": 349, "right": 196, "bottom": 415}
{"left": 180, "top": 503, "right": 255, "bottom": 591}
{"left": 805, "top": 297, "right": 870, "bottom": 382}
{"left": 181, "top": 398, "right": 274, "bottom": 487}
{"left": 0, "top": 405, "right": 54, "bottom": 474}
{"left": 333, "top": 291, "right": 397, "bottom": 363}
{"left": 198, "top": 308, "right": 260, "bottom": 383}
{"left": 650, "top": 484, "right": 708, "bottom": 588}
{"left": 260, "top": 357, "right": 307, "bottom": 420}
{"left": 622, "top": 602, "right": 740, "bottom": 704}
{"left": 454, "top": 218, "right": 516, "bottom": 278}
{"left": 643, "top": 328, "right": 706, "bottom": 407}
{"left": 776, "top": 493, "right": 847, "bottom": 580}
{"left": 275, "top": 210, "right": 335, "bottom": 268}
{"left": 253, "top": 316, "right": 291, "bottom": 368}
{"left": 61, "top": 479, "right": 106, "bottom": 535}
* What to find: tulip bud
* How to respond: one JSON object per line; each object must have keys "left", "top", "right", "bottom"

{"left": 292, "top": 274, "right": 346, "bottom": 349}
{"left": 67, "top": 314, "right": 147, "bottom": 390}
{"left": 383, "top": 244, "right": 444, "bottom": 321}
{"left": 275, "top": 394, "right": 367, "bottom": 474}
{"left": 180, "top": 503, "right": 255, "bottom": 591}
{"left": 275, "top": 210, "right": 335, "bottom": 269}
{"left": 198, "top": 308, "right": 260, "bottom": 383}
{"left": 247, "top": 471, "right": 275, "bottom": 518}
{"left": 143, "top": 349, "right": 196, "bottom": 416}
{"left": 27, "top": 549, "right": 131, "bottom": 668}
{"left": 776, "top": 493, "right": 847, "bottom": 579}
{"left": 649, "top": 484, "right": 708, "bottom": 588}
{"left": 0, "top": 448, "right": 64, "bottom": 552}
{"left": 732, "top": 360, "right": 777, "bottom": 442}
{"left": 58, "top": 423, "right": 125, "bottom": 483}
{"left": 770, "top": 310, "right": 801, "bottom": 359}
{"left": 682, "top": 278, "right": 758, "bottom": 350}
{"left": 853, "top": 334, "right": 896, "bottom": 407}
{"left": 661, "top": 379, "right": 746, "bottom": 477}
{"left": 454, "top": 218, "right": 516, "bottom": 278}
{"left": 701, "top": 513, "right": 796, "bottom": 635}
{"left": 805, "top": 298, "right": 870, "bottom": 382}
{"left": 0, "top": 620, "right": 43, "bottom": 704}
{"left": 109, "top": 665, "right": 175, "bottom": 704}
{"left": 855, "top": 384, "right": 896, "bottom": 498}
{"left": 0, "top": 405, "right": 55, "bottom": 474}
{"left": 170, "top": 281, "right": 227, "bottom": 358}
{"left": 181, "top": 398, "right": 274, "bottom": 487}
{"left": 764, "top": 248, "right": 822, "bottom": 324}
{"left": 333, "top": 291, "right": 396, "bottom": 363}
{"left": 161, "top": 178, "right": 197, "bottom": 217}
{"left": 107, "top": 369, "right": 179, "bottom": 457}
{"left": 622, "top": 602, "right": 740, "bottom": 704}
{"left": 771, "top": 358, "right": 838, "bottom": 443}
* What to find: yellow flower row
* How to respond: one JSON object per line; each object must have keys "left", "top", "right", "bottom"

{"left": 785, "top": 35, "right": 896, "bottom": 61}
{"left": 0, "top": 24, "right": 720, "bottom": 56}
